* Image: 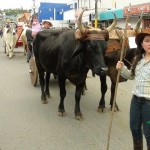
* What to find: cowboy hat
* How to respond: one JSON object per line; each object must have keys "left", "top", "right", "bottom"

{"left": 42, "top": 20, "right": 53, "bottom": 26}
{"left": 135, "top": 28, "right": 150, "bottom": 47}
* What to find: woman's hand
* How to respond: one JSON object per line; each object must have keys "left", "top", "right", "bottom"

{"left": 116, "top": 61, "right": 124, "bottom": 70}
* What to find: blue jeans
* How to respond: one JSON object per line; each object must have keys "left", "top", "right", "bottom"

{"left": 130, "top": 95, "right": 150, "bottom": 146}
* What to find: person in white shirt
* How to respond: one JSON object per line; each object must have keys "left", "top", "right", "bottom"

{"left": 116, "top": 29, "right": 150, "bottom": 150}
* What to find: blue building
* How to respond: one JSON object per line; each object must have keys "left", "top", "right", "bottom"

{"left": 38, "top": 2, "right": 77, "bottom": 22}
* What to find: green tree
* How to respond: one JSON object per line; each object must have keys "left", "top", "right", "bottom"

{"left": 4, "top": 8, "right": 30, "bottom": 16}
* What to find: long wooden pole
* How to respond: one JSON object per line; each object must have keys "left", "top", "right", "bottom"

{"left": 106, "top": 3, "right": 131, "bottom": 150}
{"left": 95, "top": 0, "right": 98, "bottom": 28}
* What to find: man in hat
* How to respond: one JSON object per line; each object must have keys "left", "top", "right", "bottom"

{"left": 42, "top": 20, "right": 53, "bottom": 29}
{"left": 116, "top": 29, "right": 150, "bottom": 150}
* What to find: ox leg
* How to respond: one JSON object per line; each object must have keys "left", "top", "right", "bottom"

{"left": 81, "top": 80, "right": 87, "bottom": 95}
{"left": 110, "top": 82, "right": 119, "bottom": 111}
{"left": 98, "top": 76, "right": 107, "bottom": 113}
{"left": 53, "top": 73, "right": 57, "bottom": 80}
{"left": 6, "top": 45, "right": 13, "bottom": 58}
{"left": 58, "top": 75, "right": 66, "bottom": 117}
{"left": 23, "top": 43, "right": 27, "bottom": 55}
{"left": 45, "top": 72, "right": 51, "bottom": 98}
{"left": 37, "top": 65, "right": 48, "bottom": 104}
{"left": 75, "top": 83, "right": 84, "bottom": 120}
{"left": 5, "top": 43, "right": 10, "bottom": 56}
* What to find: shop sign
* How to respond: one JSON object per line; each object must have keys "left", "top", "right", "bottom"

{"left": 124, "top": 3, "right": 150, "bottom": 16}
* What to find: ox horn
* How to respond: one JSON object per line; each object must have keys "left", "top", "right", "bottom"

{"left": 133, "top": 13, "right": 143, "bottom": 33}
{"left": 106, "top": 12, "right": 117, "bottom": 32}
{"left": 77, "top": 9, "right": 86, "bottom": 33}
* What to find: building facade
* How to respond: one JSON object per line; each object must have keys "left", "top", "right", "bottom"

{"left": 76, "top": 0, "right": 150, "bottom": 29}
{"left": 38, "top": 2, "right": 77, "bottom": 28}
{"left": 38, "top": 0, "right": 150, "bottom": 29}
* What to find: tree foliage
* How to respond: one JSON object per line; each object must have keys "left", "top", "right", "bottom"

{"left": 3, "top": 8, "right": 31, "bottom": 16}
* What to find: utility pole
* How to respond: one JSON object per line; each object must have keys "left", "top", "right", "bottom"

{"left": 33, "top": 0, "right": 36, "bottom": 14}
{"left": 95, "top": 0, "right": 98, "bottom": 28}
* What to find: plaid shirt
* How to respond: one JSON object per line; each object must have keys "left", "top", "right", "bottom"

{"left": 121, "top": 57, "right": 150, "bottom": 100}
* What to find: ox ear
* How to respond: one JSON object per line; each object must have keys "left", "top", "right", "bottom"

{"left": 71, "top": 43, "right": 84, "bottom": 58}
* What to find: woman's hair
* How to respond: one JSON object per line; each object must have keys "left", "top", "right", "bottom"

{"left": 31, "top": 14, "right": 38, "bottom": 25}
{"left": 131, "top": 45, "right": 145, "bottom": 75}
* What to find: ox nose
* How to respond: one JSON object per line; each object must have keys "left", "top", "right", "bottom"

{"left": 94, "top": 66, "right": 108, "bottom": 76}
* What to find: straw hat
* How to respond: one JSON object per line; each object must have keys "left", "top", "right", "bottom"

{"left": 135, "top": 28, "right": 150, "bottom": 47}
{"left": 42, "top": 20, "right": 53, "bottom": 26}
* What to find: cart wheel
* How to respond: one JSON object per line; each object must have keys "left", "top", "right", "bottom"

{"left": 29, "top": 56, "right": 38, "bottom": 86}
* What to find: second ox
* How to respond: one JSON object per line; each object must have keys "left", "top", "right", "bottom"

{"left": 33, "top": 10, "right": 117, "bottom": 120}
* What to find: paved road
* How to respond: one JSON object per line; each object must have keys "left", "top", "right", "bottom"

{"left": 0, "top": 38, "right": 146, "bottom": 150}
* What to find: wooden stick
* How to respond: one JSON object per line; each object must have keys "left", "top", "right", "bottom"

{"left": 106, "top": 3, "right": 131, "bottom": 150}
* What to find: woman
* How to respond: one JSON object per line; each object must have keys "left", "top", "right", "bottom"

{"left": 116, "top": 29, "right": 150, "bottom": 150}
{"left": 26, "top": 14, "right": 41, "bottom": 62}
{"left": 31, "top": 14, "right": 41, "bottom": 37}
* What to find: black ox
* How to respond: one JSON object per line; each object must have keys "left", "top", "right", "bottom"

{"left": 97, "top": 15, "right": 143, "bottom": 112}
{"left": 33, "top": 10, "right": 117, "bottom": 120}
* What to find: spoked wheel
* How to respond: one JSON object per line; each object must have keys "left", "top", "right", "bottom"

{"left": 29, "top": 56, "right": 38, "bottom": 86}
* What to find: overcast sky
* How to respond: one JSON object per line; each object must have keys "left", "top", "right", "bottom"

{"left": 0, "top": 0, "right": 71, "bottom": 10}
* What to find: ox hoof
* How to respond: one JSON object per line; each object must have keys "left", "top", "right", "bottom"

{"left": 46, "top": 94, "right": 51, "bottom": 99}
{"left": 75, "top": 114, "right": 84, "bottom": 121}
{"left": 45, "top": 92, "right": 51, "bottom": 98}
{"left": 58, "top": 111, "right": 67, "bottom": 117}
{"left": 41, "top": 99, "right": 48, "bottom": 104}
{"left": 110, "top": 107, "right": 119, "bottom": 112}
{"left": 81, "top": 91, "right": 85, "bottom": 95}
{"left": 97, "top": 107, "right": 106, "bottom": 113}
{"left": 110, "top": 104, "right": 119, "bottom": 112}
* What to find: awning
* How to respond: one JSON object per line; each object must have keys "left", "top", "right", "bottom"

{"left": 99, "top": 8, "right": 124, "bottom": 21}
